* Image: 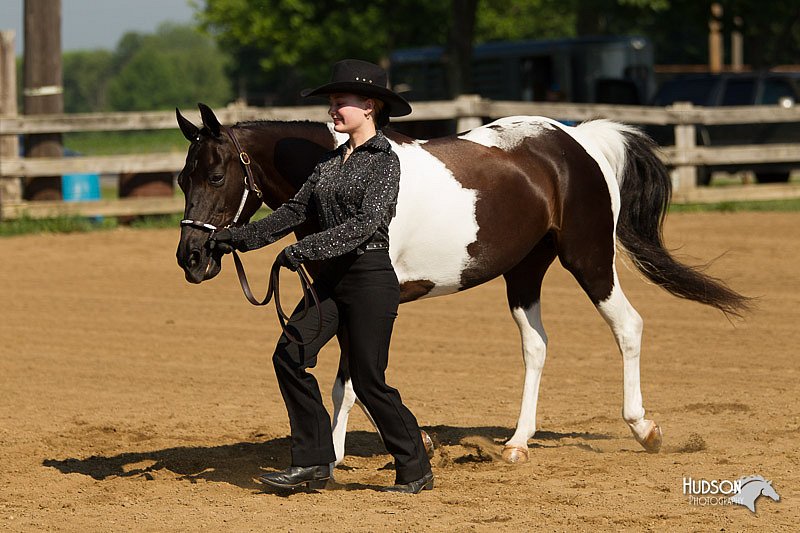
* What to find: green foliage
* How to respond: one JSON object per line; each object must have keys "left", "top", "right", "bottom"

{"left": 60, "top": 23, "right": 232, "bottom": 113}
{"left": 196, "top": 0, "right": 450, "bottom": 104}
{"left": 192, "top": 0, "right": 800, "bottom": 103}
{"left": 63, "top": 50, "right": 113, "bottom": 112}
{"left": 106, "top": 23, "right": 233, "bottom": 111}
{"left": 722, "top": 0, "right": 800, "bottom": 68}
{"left": 475, "top": 0, "right": 576, "bottom": 42}
{"left": 618, "top": 0, "right": 669, "bottom": 9}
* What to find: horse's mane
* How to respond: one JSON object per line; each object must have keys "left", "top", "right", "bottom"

{"left": 235, "top": 119, "right": 325, "bottom": 131}
{"left": 738, "top": 475, "right": 767, "bottom": 486}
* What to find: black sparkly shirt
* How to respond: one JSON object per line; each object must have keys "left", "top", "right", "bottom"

{"left": 228, "top": 130, "right": 400, "bottom": 268}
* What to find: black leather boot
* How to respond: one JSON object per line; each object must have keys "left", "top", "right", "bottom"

{"left": 258, "top": 465, "right": 330, "bottom": 490}
{"left": 380, "top": 471, "right": 434, "bottom": 494}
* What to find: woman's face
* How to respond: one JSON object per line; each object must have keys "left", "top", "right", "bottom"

{"left": 328, "top": 93, "right": 373, "bottom": 134}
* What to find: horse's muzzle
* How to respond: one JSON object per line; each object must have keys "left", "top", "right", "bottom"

{"left": 177, "top": 234, "right": 222, "bottom": 284}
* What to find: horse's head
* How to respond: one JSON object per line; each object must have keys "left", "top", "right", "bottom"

{"left": 761, "top": 480, "right": 780, "bottom": 502}
{"left": 175, "top": 103, "right": 264, "bottom": 283}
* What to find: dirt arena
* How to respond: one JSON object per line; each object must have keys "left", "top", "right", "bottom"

{"left": 1, "top": 212, "right": 798, "bottom": 531}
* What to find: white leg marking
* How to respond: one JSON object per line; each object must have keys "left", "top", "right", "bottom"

{"left": 596, "top": 280, "right": 660, "bottom": 448}
{"left": 505, "top": 303, "right": 548, "bottom": 452}
{"left": 330, "top": 375, "right": 383, "bottom": 468}
{"left": 356, "top": 399, "right": 384, "bottom": 444}
{"left": 330, "top": 376, "right": 357, "bottom": 466}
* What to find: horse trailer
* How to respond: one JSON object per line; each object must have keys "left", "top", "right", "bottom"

{"left": 389, "top": 35, "right": 656, "bottom": 106}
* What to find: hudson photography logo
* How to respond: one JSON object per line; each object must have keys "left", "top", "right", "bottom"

{"left": 683, "top": 475, "right": 781, "bottom": 513}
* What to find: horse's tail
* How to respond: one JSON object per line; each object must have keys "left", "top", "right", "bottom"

{"left": 594, "top": 122, "right": 750, "bottom": 317}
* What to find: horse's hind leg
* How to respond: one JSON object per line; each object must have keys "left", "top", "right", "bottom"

{"left": 331, "top": 327, "right": 382, "bottom": 466}
{"left": 331, "top": 353, "right": 358, "bottom": 467}
{"left": 331, "top": 331, "right": 434, "bottom": 467}
{"left": 502, "top": 236, "right": 558, "bottom": 463}
{"left": 557, "top": 226, "right": 662, "bottom": 453}
{"left": 597, "top": 282, "right": 662, "bottom": 452}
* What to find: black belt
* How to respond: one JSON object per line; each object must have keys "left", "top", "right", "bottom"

{"left": 352, "top": 241, "right": 389, "bottom": 255}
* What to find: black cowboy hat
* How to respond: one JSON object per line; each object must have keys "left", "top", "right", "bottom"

{"left": 301, "top": 59, "right": 412, "bottom": 119}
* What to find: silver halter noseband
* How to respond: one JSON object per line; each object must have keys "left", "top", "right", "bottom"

{"left": 180, "top": 125, "right": 262, "bottom": 234}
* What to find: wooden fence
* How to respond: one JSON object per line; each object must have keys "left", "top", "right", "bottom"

{"left": 2, "top": 95, "right": 800, "bottom": 220}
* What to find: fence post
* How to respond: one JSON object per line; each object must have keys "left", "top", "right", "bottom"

{"left": 455, "top": 94, "right": 483, "bottom": 132}
{"left": 0, "top": 30, "right": 22, "bottom": 211}
{"left": 23, "top": 0, "right": 64, "bottom": 201}
{"left": 672, "top": 102, "right": 697, "bottom": 190}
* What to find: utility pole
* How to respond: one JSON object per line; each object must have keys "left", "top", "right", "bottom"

{"left": 23, "top": 0, "right": 63, "bottom": 201}
{"left": 731, "top": 16, "right": 744, "bottom": 72}
{"left": 708, "top": 3, "right": 724, "bottom": 73}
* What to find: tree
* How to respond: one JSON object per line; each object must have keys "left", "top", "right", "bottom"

{"left": 60, "top": 23, "right": 233, "bottom": 113}
{"left": 447, "top": 0, "right": 478, "bottom": 96}
{"left": 194, "top": 0, "right": 800, "bottom": 107}
{"left": 195, "top": 0, "right": 450, "bottom": 104}
{"left": 564, "top": 0, "right": 800, "bottom": 68}
{"left": 475, "top": 0, "right": 576, "bottom": 42}
{"left": 63, "top": 50, "right": 113, "bottom": 113}
{"left": 106, "top": 23, "right": 233, "bottom": 111}
{"left": 723, "top": 0, "right": 800, "bottom": 68}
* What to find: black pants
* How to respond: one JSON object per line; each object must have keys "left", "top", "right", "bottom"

{"left": 272, "top": 249, "right": 431, "bottom": 484}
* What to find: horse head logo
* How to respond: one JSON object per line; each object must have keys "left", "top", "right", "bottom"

{"left": 730, "top": 476, "right": 780, "bottom": 513}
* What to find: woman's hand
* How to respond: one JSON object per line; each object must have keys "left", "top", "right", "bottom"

{"left": 276, "top": 248, "right": 300, "bottom": 271}
{"left": 207, "top": 228, "right": 235, "bottom": 254}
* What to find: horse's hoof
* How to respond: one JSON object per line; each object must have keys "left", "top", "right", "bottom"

{"left": 637, "top": 421, "right": 662, "bottom": 453}
{"left": 421, "top": 430, "right": 435, "bottom": 459}
{"left": 501, "top": 445, "right": 529, "bottom": 464}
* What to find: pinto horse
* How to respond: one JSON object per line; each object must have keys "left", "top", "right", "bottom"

{"left": 175, "top": 103, "right": 748, "bottom": 464}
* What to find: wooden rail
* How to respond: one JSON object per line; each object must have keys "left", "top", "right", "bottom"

{"left": 2, "top": 96, "right": 800, "bottom": 220}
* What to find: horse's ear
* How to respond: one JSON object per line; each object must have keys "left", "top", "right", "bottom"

{"left": 176, "top": 108, "right": 200, "bottom": 141}
{"left": 198, "top": 103, "right": 222, "bottom": 138}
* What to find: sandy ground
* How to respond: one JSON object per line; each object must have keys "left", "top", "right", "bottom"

{"left": 0, "top": 212, "right": 798, "bottom": 532}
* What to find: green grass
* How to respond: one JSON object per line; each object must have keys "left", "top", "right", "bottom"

{"left": 64, "top": 130, "right": 187, "bottom": 155}
{"left": 669, "top": 197, "right": 800, "bottom": 213}
{"left": 0, "top": 208, "right": 271, "bottom": 237}
{"left": 0, "top": 215, "right": 117, "bottom": 236}
{"left": 1, "top": 199, "right": 796, "bottom": 238}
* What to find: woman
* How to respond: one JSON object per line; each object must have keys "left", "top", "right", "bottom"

{"left": 209, "top": 59, "right": 433, "bottom": 494}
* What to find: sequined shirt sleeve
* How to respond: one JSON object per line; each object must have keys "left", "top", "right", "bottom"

{"left": 228, "top": 131, "right": 400, "bottom": 269}
{"left": 227, "top": 165, "right": 320, "bottom": 250}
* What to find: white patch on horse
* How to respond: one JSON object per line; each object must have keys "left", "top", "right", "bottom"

{"left": 456, "top": 116, "right": 632, "bottom": 226}
{"left": 457, "top": 116, "right": 556, "bottom": 151}
{"left": 326, "top": 123, "right": 350, "bottom": 146}
{"left": 388, "top": 139, "right": 478, "bottom": 297}
{"left": 555, "top": 118, "right": 640, "bottom": 223}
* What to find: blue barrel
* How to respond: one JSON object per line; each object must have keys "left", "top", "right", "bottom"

{"left": 62, "top": 173, "right": 101, "bottom": 202}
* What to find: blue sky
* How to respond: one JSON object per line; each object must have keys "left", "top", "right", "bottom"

{"left": 0, "top": 0, "right": 196, "bottom": 55}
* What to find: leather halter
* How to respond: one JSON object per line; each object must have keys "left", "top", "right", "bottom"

{"left": 180, "top": 125, "right": 261, "bottom": 232}
{"left": 180, "top": 126, "right": 321, "bottom": 346}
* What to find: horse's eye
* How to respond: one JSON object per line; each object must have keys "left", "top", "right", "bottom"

{"left": 209, "top": 173, "right": 224, "bottom": 185}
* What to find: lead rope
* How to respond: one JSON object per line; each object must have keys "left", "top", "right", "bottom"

{"left": 231, "top": 250, "right": 322, "bottom": 346}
